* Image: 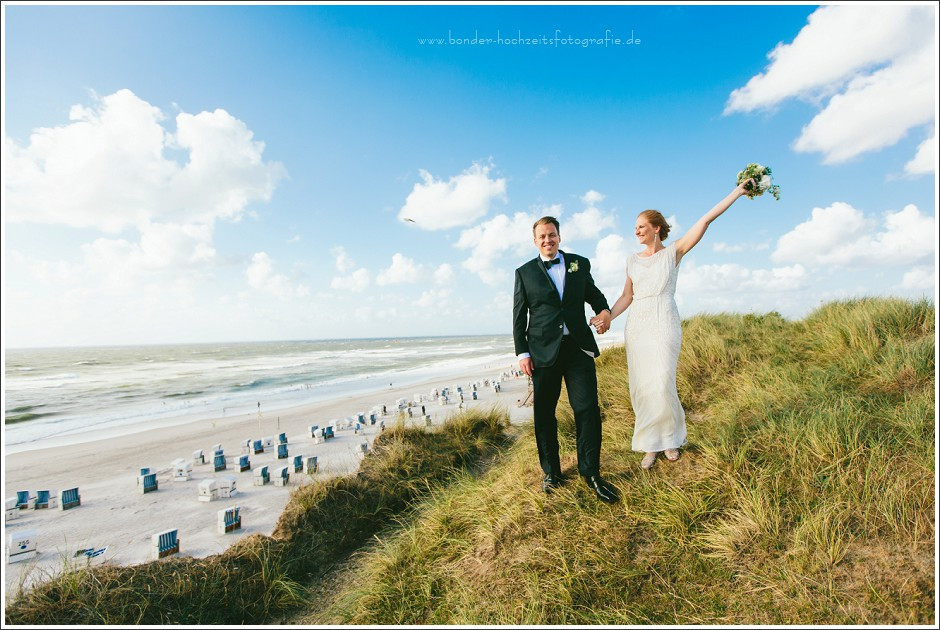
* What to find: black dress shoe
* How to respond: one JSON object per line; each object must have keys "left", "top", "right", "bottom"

{"left": 542, "top": 473, "right": 563, "bottom": 493}
{"left": 584, "top": 475, "right": 619, "bottom": 503}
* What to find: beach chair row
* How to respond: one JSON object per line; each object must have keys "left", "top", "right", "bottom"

{"left": 136, "top": 456, "right": 319, "bottom": 495}
{"left": 6, "top": 488, "right": 80, "bottom": 520}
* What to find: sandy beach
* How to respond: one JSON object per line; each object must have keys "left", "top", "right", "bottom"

{"left": 3, "top": 336, "right": 623, "bottom": 592}
{"left": 2, "top": 357, "right": 534, "bottom": 592}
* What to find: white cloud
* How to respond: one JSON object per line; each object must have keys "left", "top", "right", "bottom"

{"left": 905, "top": 132, "right": 937, "bottom": 175}
{"left": 591, "top": 234, "right": 634, "bottom": 288}
{"left": 331, "top": 246, "right": 356, "bottom": 273}
{"left": 398, "top": 161, "right": 507, "bottom": 230}
{"left": 3, "top": 88, "right": 286, "bottom": 232}
{"left": 563, "top": 206, "right": 617, "bottom": 242}
{"left": 246, "top": 252, "right": 309, "bottom": 300}
{"left": 581, "top": 190, "right": 605, "bottom": 205}
{"left": 455, "top": 211, "right": 539, "bottom": 285}
{"left": 376, "top": 253, "right": 423, "bottom": 285}
{"left": 678, "top": 261, "right": 808, "bottom": 293}
{"left": 713, "top": 242, "right": 745, "bottom": 253}
{"left": 288, "top": 235, "right": 301, "bottom": 243}
{"left": 772, "top": 202, "right": 935, "bottom": 267}
{"left": 331, "top": 268, "right": 371, "bottom": 292}
{"left": 417, "top": 288, "right": 451, "bottom": 308}
{"left": 901, "top": 266, "right": 935, "bottom": 291}
{"left": 434, "top": 263, "right": 456, "bottom": 285}
{"left": 791, "top": 46, "right": 935, "bottom": 164}
{"left": 725, "top": 5, "right": 935, "bottom": 166}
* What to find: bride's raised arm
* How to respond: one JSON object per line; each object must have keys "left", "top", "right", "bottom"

{"left": 674, "top": 180, "right": 752, "bottom": 263}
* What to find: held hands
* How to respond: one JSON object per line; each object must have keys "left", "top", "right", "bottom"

{"left": 590, "top": 310, "right": 611, "bottom": 334}
{"left": 736, "top": 178, "right": 756, "bottom": 198}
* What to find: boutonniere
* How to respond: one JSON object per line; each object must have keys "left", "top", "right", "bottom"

{"left": 567, "top": 261, "right": 579, "bottom": 273}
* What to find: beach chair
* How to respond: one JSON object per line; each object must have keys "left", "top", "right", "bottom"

{"left": 357, "top": 412, "right": 365, "bottom": 423}
{"left": 239, "top": 454, "right": 251, "bottom": 472}
{"left": 214, "top": 453, "right": 227, "bottom": 472}
{"left": 60, "top": 487, "right": 81, "bottom": 510}
{"left": 253, "top": 465, "right": 269, "bottom": 486}
{"left": 426, "top": 416, "right": 432, "bottom": 427}
{"left": 274, "top": 466, "right": 290, "bottom": 487}
{"left": 407, "top": 407, "right": 413, "bottom": 418}
{"left": 354, "top": 422, "right": 361, "bottom": 434}
{"left": 211, "top": 443, "right": 222, "bottom": 454}
{"left": 15, "top": 491, "right": 34, "bottom": 510}
{"left": 173, "top": 460, "right": 192, "bottom": 481}
{"left": 359, "top": 442, "right": 369, "bottom": 454}
{"left": 277, "top": 443, "right": 289, "bottom": 459}
{"left": 152, "top": 529, "right": 179, "bottom": 560}
{"left": 263, "top": 436, "right": 275, "bottom": 449}
{"left": 380, "top": 420, "right": 386, "bottom": 432}
{"left": 277, "top": 432, "right": 287, "bottom": 445}
{"left": 193, "top": 449, "right": 205, "bottom": 465}
{"left": 325, "top": 426, "right": 335, "bottom": 439}
{"left": 139, "top": 473, "right": 158, "bottom": 494}
{"left": 369, "top": 413, "right": 376, "bottom": 425}
{"left": 5, "top": 498, "right": 19, "bottom": 521}
{"left": 472, "top": 391, "right": 478, "bottom": 400}
{"left": 7, "top": 530, "right": 38, "bottom": 564}
{"left": 34, "top": 490, "right": 58, "bottom": 509}
{"left": 217, "top": 476, "right": 237, "bottom": 499}
{"left": 309, "top": 424, "right": 319, "bottom": 437}
{"left": 253, "top": 439, "right": 264, "bottom": 455}
{"left": 198, "top": 479, "right": 219, "bottom": 502}
{"left": 218, "top": 506, "right": 241, "bottom": 534}
{"left": 293, "top": 455, "right": 304, "bottom": 473}
{"left": 439, "top": 396, "right": 448, "bottom": 406}
{"left": 304, "top": 456, "right": 318, "bottom": 475}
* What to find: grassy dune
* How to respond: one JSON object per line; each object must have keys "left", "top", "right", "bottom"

{"left": 5, "top": 298, "right": 934, "bottom": 625}
{"left": 298, "top": 298, "right": 935, "bottom": 625}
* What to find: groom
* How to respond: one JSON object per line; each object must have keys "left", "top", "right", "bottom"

{"left": 512, "top": 216, "right": 619, "bottom": 503}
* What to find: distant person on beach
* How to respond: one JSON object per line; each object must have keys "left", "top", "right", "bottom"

{"left": 513, "top": 216, "right": 619, "bottom": 503}
{"left": 594, "top": 181, "right": 756, "bottom": 470}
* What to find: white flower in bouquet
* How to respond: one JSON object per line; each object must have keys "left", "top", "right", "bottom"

{"left": 737, "top": 163, "right": 781, "bottom": 201}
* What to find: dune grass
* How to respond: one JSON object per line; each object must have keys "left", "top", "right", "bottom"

{"left": 303, "top": 298, "right": 934, "bottom": 625}
{"left": 3, "top": 407, "right": 511, "bottom": 625}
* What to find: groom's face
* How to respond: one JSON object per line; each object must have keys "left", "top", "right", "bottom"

{"left": 534, "top": 223, "right": 561, "bottom": 259}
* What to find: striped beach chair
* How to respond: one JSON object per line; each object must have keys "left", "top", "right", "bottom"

{"left": 34, "top": 490, "right": 56, "bottom": 509}
{"left": 140, "top": 473, "right": 158, "bottom": 494}
{"left": 254, "top": 465, "right": 269, "bottom": 486}
{"left": 60, "top": 487, "right": 81, "bottom": 510}
{"left": 15, "top": 491, "right": 33, "bottom": 510}
{"left": 152, "top": 529, "right": 179, "bottom": 559}
{"left": 218, "top": 506, "right": 241, "bottom": 534}
{"left": 304, "top": 456, "right": 318, "bottom": 474}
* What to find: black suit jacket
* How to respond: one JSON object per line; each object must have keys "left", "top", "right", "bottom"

{"left": 512, "top": 251, "right": 610, "bottom": 368}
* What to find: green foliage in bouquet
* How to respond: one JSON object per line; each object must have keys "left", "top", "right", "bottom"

{"left": 738, "top": 163, "right": 781, "bottom": 201}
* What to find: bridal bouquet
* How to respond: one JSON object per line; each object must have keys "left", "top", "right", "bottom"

{"left": 737, "top": 163, "right": 781, "bottom": 200}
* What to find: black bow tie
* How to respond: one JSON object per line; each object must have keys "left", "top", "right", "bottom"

{"left": 543, "top": 258, "right": 561, "bottom": 269}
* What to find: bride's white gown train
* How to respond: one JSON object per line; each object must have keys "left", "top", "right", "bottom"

{"left": 624, "top": 242, "right": 687, "bottom": 452}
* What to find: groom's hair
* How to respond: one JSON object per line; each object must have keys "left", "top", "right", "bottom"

{"left": 533, "top": 216, "right": 560, "bottom": 234}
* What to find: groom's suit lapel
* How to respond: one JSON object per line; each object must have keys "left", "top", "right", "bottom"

{"left": 534, "top": 254, "right": 562, "bottom": 304}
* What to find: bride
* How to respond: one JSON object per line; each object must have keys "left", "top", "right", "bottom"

{"left": 594, "top": 180, "right": 755, "bottom": 469}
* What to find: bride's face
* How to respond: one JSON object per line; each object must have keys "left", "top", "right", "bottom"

{"left": 634, "top": 218, "right": 658, "bottom": 245}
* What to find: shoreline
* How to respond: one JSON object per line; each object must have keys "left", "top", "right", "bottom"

{"left": 2, "top": 357, "right": 533, "bottom": 591}
{"left": 3, "top": 335, "right": 623, "bottom": 591}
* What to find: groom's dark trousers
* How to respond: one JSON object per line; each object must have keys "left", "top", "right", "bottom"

{"left": 512, "top": 251, "right": 610, "bottom": 478}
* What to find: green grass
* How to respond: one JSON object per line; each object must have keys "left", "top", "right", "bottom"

{"left": 6, "top": 297, "right": 934, "bottom": 625}
{"left": 300, "top": 298, "right": 934, "bottom": 625}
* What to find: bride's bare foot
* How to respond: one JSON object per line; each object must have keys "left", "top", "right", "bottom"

{"left": 641, "top": 452, "right": 657, "bottom": 470}
{"left": 664, "top": 448, "right": 680, "bottom": 461}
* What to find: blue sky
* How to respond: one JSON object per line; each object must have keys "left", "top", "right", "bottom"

{"left": 2, "top": 2, "right": 936, "bottom": 347}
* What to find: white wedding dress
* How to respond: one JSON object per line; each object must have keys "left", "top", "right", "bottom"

{"left": 624, "top": 242, "right": 687, "bottom": 452}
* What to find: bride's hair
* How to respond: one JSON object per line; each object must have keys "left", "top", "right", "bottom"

{"left": 638, "top": 210, "right": 671, "bottom": 241}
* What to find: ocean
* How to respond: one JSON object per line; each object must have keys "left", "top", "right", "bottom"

{"left": 3, "top": 335, "right": 517, "bottom": 454}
